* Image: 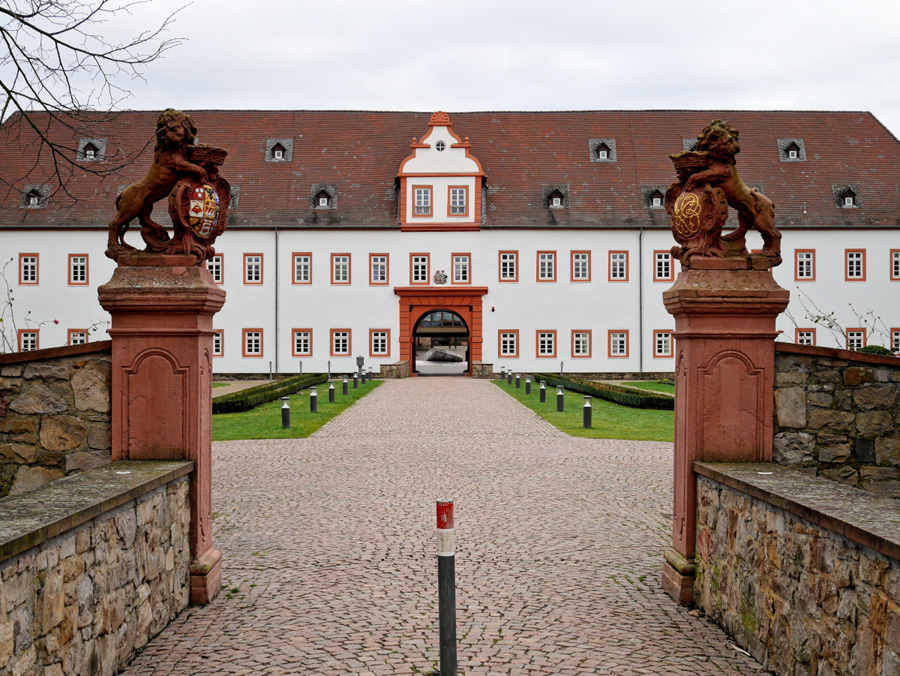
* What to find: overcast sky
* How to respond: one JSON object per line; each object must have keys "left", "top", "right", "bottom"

{"left": 22, "top": 0, "right": 900, "bottom": 136}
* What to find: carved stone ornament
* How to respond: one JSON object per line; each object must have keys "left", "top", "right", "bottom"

{"left": 433, "top": 270, "right": 448, "bottom": 285}
{"left": 106, "top": 109, "right": 230, "bottom": 265}
{"left": 665, "top": 120, "right": 782, "bottom": 269}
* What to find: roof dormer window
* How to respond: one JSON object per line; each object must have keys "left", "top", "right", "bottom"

{"left": 549, "top": 190, "right": 564, "bottom": 209}
{"left": 27, "top": 191, "right": 40, "bottom": 206}
{"left": 596, "top": 143, "right": 609, "bottom": 159}
{"left": 589, "top": 138, "right": 616, "bottom": 162}
{"left": 84, "top": 143, "right": 97, "bottom": 159}
{"left": 272, "top": 144, "right": 285, "bottom": 160}
{"left": 786, "top": 143, "right": 799, "bottom": 160}
{"left": 649, "top": 190, "right": 664, "bottom": 208}
{"left": 778, "top": 138, "right": 805, "bottom": 162}
{"left": 842, "top": 190, "right": 856, "bottom": 207}
{"left": 316, "top": 191, "right": 330, "bottom": 208}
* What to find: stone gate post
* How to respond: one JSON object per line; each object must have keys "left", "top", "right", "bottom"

{"left": 99, "top": 254, "right": 226, "bottom": 604}
{"left": 661, "top": 259, "right": 789, "bottom": 604}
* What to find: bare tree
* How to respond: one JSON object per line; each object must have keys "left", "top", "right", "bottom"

{"left": 0, "top": 0, "right": 184, "bottom": 194}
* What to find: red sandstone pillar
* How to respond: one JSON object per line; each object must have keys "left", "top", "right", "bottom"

{"left": 661, "top": 259, "right": 788, "bottom": 605}
{"left": 98, "top": 255, "right": 226, "bottom": 605}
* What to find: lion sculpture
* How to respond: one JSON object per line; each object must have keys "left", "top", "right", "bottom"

{"left": 665, "top": 120, "right": 782, "bottom": 267}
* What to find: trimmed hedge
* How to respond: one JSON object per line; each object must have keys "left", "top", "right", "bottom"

{"left": 213, "top": 373, "right": 329, "bottom": 414}
{"left": 533, "top": 373, "right": 674, "bottom": 410}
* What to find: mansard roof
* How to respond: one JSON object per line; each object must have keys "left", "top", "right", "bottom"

{"left": 1, "top": 109, "right": 899, "bottom": 229}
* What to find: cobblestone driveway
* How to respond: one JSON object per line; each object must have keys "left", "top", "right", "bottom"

{"left": 124, "top": 378, "right": 768, "bottom": 676}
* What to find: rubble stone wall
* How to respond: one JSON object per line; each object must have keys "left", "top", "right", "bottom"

{"left": 0, "top": 342, "right": 112, "bottom": 498}
{"left": 379, "top": 361, "right": 410, "bottom": 379}
{"left": 773, "top": 343, "right": 900, "bottom": 495}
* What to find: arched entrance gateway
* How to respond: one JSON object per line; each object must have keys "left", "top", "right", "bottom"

{"left": 394, "top": 287, "right": 488, "bottom": 376}
{"left": 413, "top": 310, "right": 469, "bottom": 375}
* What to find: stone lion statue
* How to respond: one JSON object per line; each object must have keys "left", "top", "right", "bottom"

{"left": 666, "top": 120, "right": 782, "bottom": 267}
{"left": 105, "top": 108, "right": 209, "bottom": 260}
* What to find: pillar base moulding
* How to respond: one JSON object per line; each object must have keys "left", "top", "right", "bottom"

{"left": 98, "top": 257, "right": 226, "bottom": 605}
{"left": 661, "top": 548, "right": 696, "bottom": 606}
{"left": 662, "top": 264, "right": 788, "bottom": 605}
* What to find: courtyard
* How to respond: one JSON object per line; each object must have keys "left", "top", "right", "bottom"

{"left": 122, "top": 377, "right": 767, "bottom": 676}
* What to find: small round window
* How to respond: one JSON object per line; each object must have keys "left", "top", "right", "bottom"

{"left": 435, "top": 141, "right": 446, "bottom": 152}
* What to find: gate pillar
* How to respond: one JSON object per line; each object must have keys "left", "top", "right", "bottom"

{"left": 99, "top": 254, "right": 226, "bottom": 605}
{"left": 661, "top": 259, "right": 788, "bottom": 604}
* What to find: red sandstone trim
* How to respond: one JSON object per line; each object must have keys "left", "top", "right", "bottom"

{"left": 571, "top": 330, "right": 592, "bottom": 358}
{"left": 451, "top": 253, "right": 471, "bottom": 285}
{"left": 18, "top": 252, "right": 38, "bottom": 285}
{"left": 369, "top": 253, "right": 389, "bottom": 286}
{"left": 498, "top": 329, "right": 519, "bottom": 358}
{"left": 369, "top": 328, "right": 391, "bottom": 358}
{"left": 608, "top": 251, "right": 629, "bottom": 282}
{"left": 652, "top": 250, "right": 673, "bottom": 282}
{"left": 536, "top": 251, "right": 557, "bottom": 282}
{"left": 571, "top": 251, "right": 591, "bottom": 282}
{"left": 775, "top": 340, "right": 900, "bottom": 365}
{"left": 447, "top": 185, "right": 469, "bottom": 218}
{"left": 0, "top": 339, "right": 112, "bottom": 365}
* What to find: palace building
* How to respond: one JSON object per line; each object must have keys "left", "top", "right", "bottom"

{"left": 2, "top": 109, "right": 899, "bottom": 375}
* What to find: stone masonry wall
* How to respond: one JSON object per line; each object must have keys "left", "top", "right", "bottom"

{"left": 696, "top": 474, "right": 900, "bottom": 676}
{"left": 0, "top": 474, "right": 190, "bottom": 676}
{"left": 379, "top": 361, "right": 410, "bottom": 379}
{"left": 0, "top": 343, "right": 112, "bottom": 498}
{"left": 774, "top": 343, "right": 900, "bottom": 495}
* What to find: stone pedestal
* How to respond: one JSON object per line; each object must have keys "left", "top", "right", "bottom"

{"left": 661, "top": 259, "right": 789, "bottom": 604}
{"left": 98, "top": 254, "right": 226, "bottom": 604}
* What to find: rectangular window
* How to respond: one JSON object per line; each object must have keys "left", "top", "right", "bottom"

{"left": 452, "top": 254, "right": 470, "bottom": 284}
{"left": 537, "top": 251, "right": 556, "bottom": 282}
{"left": 331, "top": 254, "right": 351, "bottom": 284}
{"left": 370, "top": 329, "right": 390, "bottom": 357}
{"left": 212, "top": 330, "right": 223, "bottom": 356}
{"left": 292, "top": 329, "right": 312, "bottom": 357}
{"left": 369, "top": 254, "right": 389, "bottom": 285}
{"left": 892, "top": 250, "right": 900, "bottom": 281}
{"left": 448, "top": 186, "right": 468, "bottom": 217}
{"left": 796, "top": 329, "right": 816, "bottom": 346}
{"left": 499, "top": 251, "right": 518, "bottom": 282}
{"left": 536, "top": 330, "right": 556, "bottom": 358}
{"left": 609, "top": 251, "right": 629, "bottom": 281}
{"left": 207, "top": 254, "right": 224, "bottom": 284}
{"left": 244, "top": 254, "right": 263, "bottom": 284}
{"left": 609, "top": 330, "right": 629, "bottom": 358}
{"left": 846, "top": 329, "right": 866, "bottom": 350}
{"left": 293, "top": 253, "right": 312, "bottom": 284}
{"left": 18, "top": 330, "right": 38, "bottom": 352}
{"left": 242, "top": 329, "right": 263, "bottom": 357}
{"left": 19, "top": 254, "right": 38, "bottom": 285}
{"left": 892, "top": 328, "right": 900, "bottom": 353}
{"left": 845, "top": 250, "right": 866, "bottom": 281}
{"left": 795, "top": 250, "right": 815, "bottom": 281}
{"left": 653, "top": 330, "right": 673, "bottom": 358}
{"left": 68, "top": 254, "right": 89, "bottom": 285}
{"left": 331, "top": 329, "right": 351, "bottom": 356}
{"left": 411, "top": 254, "right": 430, "bottom": 284}
{"left": 653, "top": 251, "right": 673, "bottom": 282}
{"left": 498, "top": 330, "right": 519, "bottom": 358}
{"left": 572, "top": 331, "right": 592, "bottom": 358}
{"left": 571, "top": 251, "right": 591, "bottom": 282}
{"left": 413, "top": 186, "right": 432, "bottom": 216}
{"left": 67, "top": 329, "right": 88, "bottom": 346}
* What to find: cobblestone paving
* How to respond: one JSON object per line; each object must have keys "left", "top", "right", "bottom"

{"left": 124, "top": 378, "right": 769, "bottom": 676}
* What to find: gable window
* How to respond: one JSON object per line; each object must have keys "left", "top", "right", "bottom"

{"left": 572, "top": 331, "right": 591, "bottom": 358}
{"left": 795, "top": 250, "right": 815, "bottom": 281}
{"left": 548, "top": 190, "right": 564, "bottom": 209}
{"left": 571, "top": 251, "right": 591, "bottom": 281}
{"left": 845, "top": 250, "right": 865, "bottom": 281}
{"left": 891, "top": 250, "right": 900, "bottom": 280}
{"left": 537, "top": 251, "right": 556, "bottom": 282}
{"left": 413, "top": 186, "right": 432, "bottom": 216}
{"left": 68, "top": 254, "right": 88, "bottom": 285}
{"left": 653, "top": 251, "right": 672, "bottom": 282}
{"left": 609, "top": 330, "right": 629, "bottom": 358}
{"left": 435, "top": 140, "right": 446, "bottom": 152}
{"left": 292, "top": 329, "right": 312, "bottom": 357}
{"left": 18, "top": 330, "right": 38, "bottom": 352}
{"left": 590, "top": 139, "right": 616, "bottom": 162}
{"left": 244, "top": 254, "right": 263, "bottom": 284}
{"left": 370, "top": 329, "right": 390, "bottom": 357}
{"left": 293, "top": 253, "right": 312, "bottom": 284}
{"left": 653, "top": 331, "right": 672, "bottom": 358}
{"left": 68, "top": 330, "right": 88, "bottom": 346}
{"left": 452, "top": 254, "right": 470, "bottom": 284}
{"left": 331, "top": 254, "right": 351, "bottom": 284}
{"left": 796, "top": 329, "right": 816, "bottom": 346}
{"left": 331, "top": 329, "right": 351, "bottom": 356}
{"left": 411, "top": 254, "right": 430, "bottom": 284}
{"left": 243, "top": 329, "right": 263, "bottom": 357}
{"left": 499, "top": 330, "right": 519, "bottom": 358}
{"left": 19, "top": 254, "right": 38, "bottom": 284}
{"left": 212, "top": 330, "right": 223, "bottom": 356}
{"left": 609, "top": 251, "right": 629, "bottom": 281}
{"left": 536, "top": 331, "right": 557, "bottom": 358}
{"left": 448, "top": 187, "right": 468, "bottom": 217}
{"left": 207, "top": 254, "right": 224, "bottom": 284}
{"left": 499, "top": 251, "right": 518, "bottom": 282}
{"left": 846, "top": 329, "right": 866, "bottom": 350}
{"left": 370, "top": 254, "right": 389, "bottom": 285}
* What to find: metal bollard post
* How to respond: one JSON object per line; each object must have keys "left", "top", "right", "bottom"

{"left": 310, "top": 387, "right": 318, "bottom": 413}
{"left": 329, "top": 382, "right": 335, "bottom": 403}
{"left": 525, "top": 377, "right": 531, "bottom": 395}
{"left": 515, "top": 373, "right": 521, "bottom": 389}
{"left": 507, "top": 370, "right": 512, "bottom": 385}
{"left": 436, "top": 500, "right": 457, "bottom": 676}
{"left": 583, "top": 396, "right": 592, "bottom": 428}
{"left": 343, "top": 377, "right": 349, "bottom": 395}
{"left": 368, "top": 367, "right": 373, "bottom": 381}
{"left": 559, "top": 361, "right": 564, "bottom": 376}
{"left": 300, "top": 360, "right": 303, "bottom": 376}
{"left": 557, "top": 385, "right": 565, "bottom": 412}
{"left": 540, "top": 380, "right": 546, "bottom": 403}
{"left": 269, "top": 361, "right": 273, "bottom": 380}
{"left": 327, "top": 360, "right": 331, "bottom": 379}
{"left": 353, "top": 373, "right": 359, "bottom": 389}
{"left": 362, "top": 370, "right": 367, "bottom": 384}
{"left": 500, "top": 366, "right": 506, "bottom": 380}
{"left": 281, "top": 396, "right": 290, "bottom": 429}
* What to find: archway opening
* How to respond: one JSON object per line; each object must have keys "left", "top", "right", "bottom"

{"left": 413, "top": 309, "right": 469, "bottom": 376}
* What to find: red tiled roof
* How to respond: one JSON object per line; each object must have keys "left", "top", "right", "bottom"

{"left": 1, "top": 109, "right": 898, "bottom": 229}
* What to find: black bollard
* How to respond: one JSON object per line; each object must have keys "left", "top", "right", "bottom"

{"left": 361, "top": 370, "right": 367, "bottom": 384}
{"left": 281, "top": 396, "right": 290, "bottom": 429}
{"left": 507, "top": 371, "right": 512, "bottom": 385}
{"left": 343, "top": 377, "right": 349, "bottom": 396}
{"left": 353, "top": 374, "right": 359, "bottom": 389}
{"left": 557, "top": 386, "right": 565, "bottom": 412}
{"left": 329, "top": 382, "right": 335, "bottom": 403}
{"left": 540, "top": 380, "right": 546, "bottom": 403}
{"left": 583, "top": 396, "right": 592, "bottom": 428}
{"left": 436, "top": 500, "right": 457, "bottom": 676}
{"left": 310, "top": 387, "right": 318, "bottom": 413}
{"left": 525, "top": 377, "right": 531, "bottom": 395}
{"left": 515, "top": 373, "right": 521, "bottom": 389}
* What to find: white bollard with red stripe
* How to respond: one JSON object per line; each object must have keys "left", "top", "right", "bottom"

{"left": 436, "top": 499, "right": 457, "bottom": 675}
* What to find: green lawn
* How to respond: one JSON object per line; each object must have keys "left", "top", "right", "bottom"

{"left": 623, "top": 381, "right": 675, "bottom": 394}
{"left": 212, "top": 380, "right": 382, "bottom": 441}
{"left": 212, "top": 382, "right": 229, "bottom": 389}
{"left": 493, "top": 379, "right": 674, "bottom": 441}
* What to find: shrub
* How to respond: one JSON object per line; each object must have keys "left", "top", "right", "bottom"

{"left": 533, "top": 373, "right": 674, "bottom": 410}
{"left": 857, "top": 345, "right": 895, "bottom": 356}
{"left": 213, "top": 373, "right": 329, "bottom": 414}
